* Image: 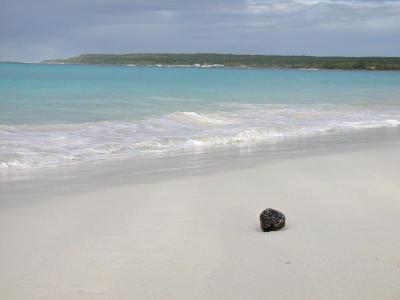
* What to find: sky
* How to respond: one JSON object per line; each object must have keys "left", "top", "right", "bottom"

{"left": 1, "top": 0, "right": 400, "bottom": 62}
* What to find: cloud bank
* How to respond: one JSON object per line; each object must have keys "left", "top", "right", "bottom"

{"left": 0, "top": 0, "right": 399, "bottom": 61}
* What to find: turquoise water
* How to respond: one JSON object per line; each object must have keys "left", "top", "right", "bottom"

{"left": 1, "top": 62, "right": 400, "bottom": 171}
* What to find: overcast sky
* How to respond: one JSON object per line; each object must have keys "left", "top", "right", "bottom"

{"left": 1, "top": 0, "right": 400, "bottom": 62}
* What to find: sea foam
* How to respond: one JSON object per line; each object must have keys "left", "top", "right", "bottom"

{"left": 1, "top": 104, "right": 399, "bottom": 171}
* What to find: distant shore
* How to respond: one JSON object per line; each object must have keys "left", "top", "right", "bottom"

{"left": 42, "top": 53, "right": 400, "bottom": 71}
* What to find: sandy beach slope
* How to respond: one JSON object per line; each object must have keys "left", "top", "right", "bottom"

{"left": 0, "top": 143, "right": 399, "bottom": 299}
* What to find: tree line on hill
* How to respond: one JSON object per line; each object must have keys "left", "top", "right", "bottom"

{"left": 43, "top": 53, "right": 400, "bottom": 70}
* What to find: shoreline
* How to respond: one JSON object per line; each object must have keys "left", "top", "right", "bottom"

{"left": 3, "top": 61, "right": 400, "bottom": 72}
{"left": 1, "top": 134, "right": 400, "bottom": 299}
{"left": 2, "top": 126, "right": 400, "bottom": 196}
{"left": 37, "top": 62, "right": 400, "bottom": 72}
{"left": 2, "top": 126, "right": 400, "bottom": 200}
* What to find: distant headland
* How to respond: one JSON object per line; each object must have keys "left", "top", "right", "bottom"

{"left": 43, "top": 53, "right": 400, "bottom": 71}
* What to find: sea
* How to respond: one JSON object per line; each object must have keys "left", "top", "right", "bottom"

{"left": 1, "top": 62, "right": 400, "bottom": 184}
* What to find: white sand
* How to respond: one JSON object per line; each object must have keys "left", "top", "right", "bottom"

{"left": 1, "top": 144, "right": 400, "bottom": 299}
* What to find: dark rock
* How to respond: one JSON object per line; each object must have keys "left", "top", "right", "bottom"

{"left": 260, "top": 208, "right": 285, "bottom": 232}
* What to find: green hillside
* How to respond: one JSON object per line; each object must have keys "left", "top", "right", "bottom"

{"left": 43, "top": 53, "right": 400, "bottom": 70}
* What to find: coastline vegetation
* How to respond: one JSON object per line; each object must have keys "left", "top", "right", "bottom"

{"left": 43, "top": 53, "right": 400, "bottom": 70}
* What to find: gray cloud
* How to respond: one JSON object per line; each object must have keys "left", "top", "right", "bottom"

{"left": 0, "top": 0, "right": 399, "bottom": 61}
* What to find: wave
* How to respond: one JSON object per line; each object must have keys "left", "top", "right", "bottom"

{"left": 1, "top": 104, "right": 400, "bottom": 171}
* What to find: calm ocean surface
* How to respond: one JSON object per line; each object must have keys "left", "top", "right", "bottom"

{"left": 1, "top": 62, "right": 400, "bottom": 172}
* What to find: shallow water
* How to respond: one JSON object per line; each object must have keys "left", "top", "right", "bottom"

{"left": 1, "top": 62, "right": 400, "bottom": 172}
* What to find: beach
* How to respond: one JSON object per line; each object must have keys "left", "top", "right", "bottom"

{"left": 1, "top": 139, "right": 399, "bottom": 299}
